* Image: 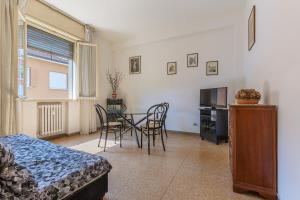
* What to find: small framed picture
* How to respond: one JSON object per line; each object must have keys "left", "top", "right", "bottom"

{"left": 248, "top": 6, "right": 256, "bottom": 51}
{"left": 187, "top": 53, "right": 198, "bottom": 67}
{"left": 206, "top": 61, "right": 219, "bottom": 76}
{"left": 167, "top": 62, "right": 177, "bottom": 75}
{"left": 129, "top": 56, "right": 141, "bottom": 74}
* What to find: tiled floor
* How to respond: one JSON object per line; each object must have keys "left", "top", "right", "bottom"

{"left": 51, "top": 132, "right": 263, "bottom": 200}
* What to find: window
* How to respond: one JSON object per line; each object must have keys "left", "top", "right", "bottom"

{"left": 18, "top": 25, "right": 74, "bottom": 99}
{"left": 49, "top": 72, "right": 68, "bottom": 90}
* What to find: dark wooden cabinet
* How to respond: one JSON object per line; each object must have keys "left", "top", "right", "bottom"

{"left": 106, "top": 99, "right": 123, "bottom": 121}
{"left": 200, "top": 108, "right": 228, "bottom": 144}
{"left": 229, "top": 105, "right": 277, "bottom": 200}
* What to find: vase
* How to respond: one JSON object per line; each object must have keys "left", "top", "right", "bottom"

{"left": 112, "top": 91, "right": 117, "bottom": 99}
{"left": 237, "top": 99, "right": 259, "bottom": 104}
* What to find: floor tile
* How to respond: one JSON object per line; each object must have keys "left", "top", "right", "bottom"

{"left": 51, "top": 132, "right": 262, "bottom": 200}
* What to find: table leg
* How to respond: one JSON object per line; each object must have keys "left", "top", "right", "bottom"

{"left": 115, "top": 112, "right": 152, "bottom": 148}
{"left": 131, "top": 114, "right": 140, "bottom": 148}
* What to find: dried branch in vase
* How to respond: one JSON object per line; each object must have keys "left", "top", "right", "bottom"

{"left": 106, "top": 70, "right": 123, "bottom": 92}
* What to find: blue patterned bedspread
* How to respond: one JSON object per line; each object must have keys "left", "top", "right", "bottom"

{"left": 0, "top": 134, "right": 111, "bottom": 200}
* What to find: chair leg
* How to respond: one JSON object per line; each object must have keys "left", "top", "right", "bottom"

{"left": 141, "top": 128, "right": 143, "bottom": 149}
{"left": 121, "top": 121, "right": 124, "bottom": 131}
{"left": 153, "top": 130, "right": 155, "bottom": 147}
{"left": 119, "top": 126, "right": 122, "bottom": 148}
{"left": 98, "top": 129, "right": 103, "bottom": 147}
{"left": 130, "top": 115, "right": 134, "bottom": 137}
{"left": 104, "top": 130, "right": 108, "bottom": 152}
{"left": 164, "top": 123, "right": 168, "bottom": 138}
{"left": 147, "top": 130, "right": 150, "bottom": 155}
{"left": 114, "top": 132, "right": 117, "bottom": 144}
{"left": 161, "top": 127, "right": 166, "bottom": 151}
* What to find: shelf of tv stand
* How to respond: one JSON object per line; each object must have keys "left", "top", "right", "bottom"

{"left": 199, "top": 107, "right": 228, "bottom": 144}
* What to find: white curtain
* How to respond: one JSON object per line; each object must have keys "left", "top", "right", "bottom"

{"left": 78, "top": 43, "right": 96, "bottom": 97}
{"left": 0, "top": 0, "right": 18, "bottom": 135}
{"left": 79, "top": 25, "right": 97, "bottom": 134}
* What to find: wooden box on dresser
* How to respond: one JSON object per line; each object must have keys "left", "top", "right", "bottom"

{"left": 229, "top": 105, "right": 277, "bottom": 200}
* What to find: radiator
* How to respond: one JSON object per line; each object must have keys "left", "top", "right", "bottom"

{"left": 38, "top": 103, "right": 63, "bottom": 137}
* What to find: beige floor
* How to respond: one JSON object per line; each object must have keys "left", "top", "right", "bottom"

{"left": 51, "top": 132, "right": 263, "bottom": 200}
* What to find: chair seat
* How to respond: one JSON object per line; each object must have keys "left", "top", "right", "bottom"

{"left": 117, "top": 117, "right": 132, "bottom": 121}
{"left": 104, "top": 121, "right": 122, "bottom": 127}
{"left": 141, "top": 121, "right": 162, "bottom": 129}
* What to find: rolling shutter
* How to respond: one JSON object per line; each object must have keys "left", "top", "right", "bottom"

{"left": 27, "top": 25, "right": 74, "bottom": 64}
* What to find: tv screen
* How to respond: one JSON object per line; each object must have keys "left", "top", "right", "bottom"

{"left": 200, "top": 87, "right": 227, "bottom": 108}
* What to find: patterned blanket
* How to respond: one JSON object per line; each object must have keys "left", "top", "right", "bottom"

{"left": 0, "top": 134, "right": 111, "bottom": 200}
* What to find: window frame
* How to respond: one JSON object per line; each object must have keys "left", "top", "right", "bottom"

{"left": 25, "top": 67, "right": 31, "bottom": 88}
{"left": 17, "top": 13, "right": 27, "bottom": 98}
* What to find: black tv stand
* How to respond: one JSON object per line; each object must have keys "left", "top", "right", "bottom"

{"left": 199, "top": 107, "right": 228, "bottom": 144}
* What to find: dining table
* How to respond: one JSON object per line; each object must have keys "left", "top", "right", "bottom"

{"left": 113, "top": 111, "right": 153, "bottom": 148}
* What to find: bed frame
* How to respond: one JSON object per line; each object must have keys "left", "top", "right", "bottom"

{"left": 63, "top": 173, "right": 108, "bottom": 200}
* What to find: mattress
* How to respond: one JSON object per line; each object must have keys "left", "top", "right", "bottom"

{"left": 0, "top": 134, "right": 111, "bottom": 200}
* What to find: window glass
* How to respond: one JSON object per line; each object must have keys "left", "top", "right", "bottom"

{"left": 49, "top": 72, "right": 68, "bottom": 90}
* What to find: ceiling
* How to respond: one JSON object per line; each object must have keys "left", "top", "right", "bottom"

{"left": 44, "top": 0, "right": 245, "bottom": 46}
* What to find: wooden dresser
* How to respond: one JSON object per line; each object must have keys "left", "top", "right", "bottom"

{"left": 229, "top": 105, "right": 277, "bottom": 200}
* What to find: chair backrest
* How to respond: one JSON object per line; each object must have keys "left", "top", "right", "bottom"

{"left": 95, "top": 104, "right": 108, "bottom": 128}
{"left": 162, "top": 102, "right": 169, "bottom": 121}
{"left": 146, "top": 103, "right": 167, "bottom": 129}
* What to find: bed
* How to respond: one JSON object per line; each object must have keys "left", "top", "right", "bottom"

{"left": 0, "top": 134, "right": 111, "bottom": 200}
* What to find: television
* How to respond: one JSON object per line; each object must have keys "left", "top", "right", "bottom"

{"left": 200, "top": 87, "right": 227, "bottom": 108}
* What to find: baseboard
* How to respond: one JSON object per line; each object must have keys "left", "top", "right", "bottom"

{"left": 41, "top": 133, "right": 69, "bottom": 140}
{"left": 167, "top": 130, "right": 200, "bottom": 136}
{"left": 68, "top": 128, "right": 100, "bottom": 136}
{"left": 67, "top": 131, "right": 81, "bottom": 136}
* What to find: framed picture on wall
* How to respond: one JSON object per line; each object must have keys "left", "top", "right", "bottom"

{"left": 167, "top": 62, "right": 177, "bottom": 75}
{"left": 129, "top": 56, "right": 141, "bottom": 74}
{"left": 206, "top": 61, "right": 219, "bottom": 76}
{"left": 248, "top": 6, "right": 256, "bottom": 51}
{"left": 187, "top": 53, "right": 198, "bottom": 67}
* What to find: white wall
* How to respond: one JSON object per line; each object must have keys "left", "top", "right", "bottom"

{"left": 113, "top": 24, "right": 245, "bottom": 133}
{"left": 243, "top": 1, "right": 300, "bottom": 199}
{"left": 95, "top": 33, "right": 113, "bottom": 106}
{"left": 94, "top": 33, "right": 114, "bottom": 127}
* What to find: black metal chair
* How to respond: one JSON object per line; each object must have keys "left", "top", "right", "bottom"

{"left": 140, "top": 103, "right": 167, "bottom": 155}
{"left": 149, "top": 102, "right": 169, "bottom": 138}
{"left": 95, "top": 104, "right": 122, "bottom": 152}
